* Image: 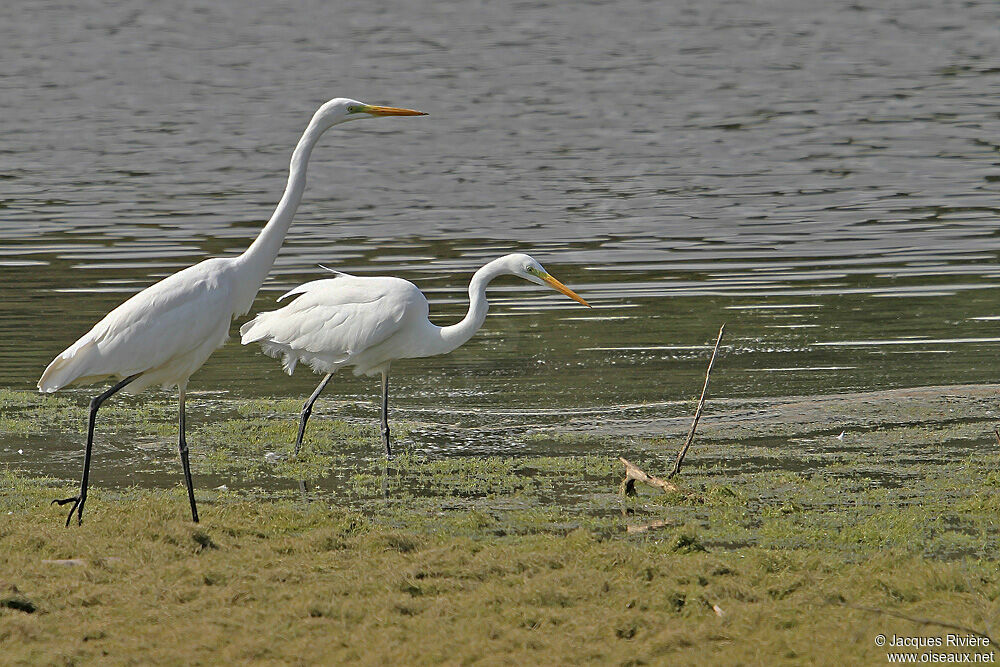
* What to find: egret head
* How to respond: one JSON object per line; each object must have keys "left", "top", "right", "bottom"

{"left": 313, "top": 98, "right": 427, "bottom": 129}
{"left": 505, "top": 253, "right": 591, "bottom": 307}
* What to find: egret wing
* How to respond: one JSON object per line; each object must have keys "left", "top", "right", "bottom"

{"left": 240, "top": 276, "right": 425, "bottom": 374}
{"left": 39, "top": 259, "right": 238, "bottom": 392}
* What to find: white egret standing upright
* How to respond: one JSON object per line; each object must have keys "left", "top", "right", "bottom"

{"left": 239, "top": 253, "right": 590, "bottom": 457}
{"left": 37, "top": 98, "right": 426, "bottom": 526}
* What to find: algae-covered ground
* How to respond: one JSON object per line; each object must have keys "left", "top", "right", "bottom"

{"left": 3, "top": 387, "right": 1000, "bottom": 664}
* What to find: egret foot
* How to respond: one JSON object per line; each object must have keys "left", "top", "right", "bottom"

{"left": 51, "top": 496, "right": 84, "bottom": 527}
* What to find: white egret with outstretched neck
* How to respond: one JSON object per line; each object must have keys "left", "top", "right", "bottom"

{"left": 239, "top": 253, "right": 590, "bottom": 457}
{"left": 37, "top": 98, "right": 426, "bottom": 526}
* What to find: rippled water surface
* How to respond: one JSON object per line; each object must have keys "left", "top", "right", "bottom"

{"left": 4, "top": 0, "right": 1000, "bottom": 483}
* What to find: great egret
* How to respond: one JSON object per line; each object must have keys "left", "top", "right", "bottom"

{"left": 239, "top": 253, "right": 590, "bottom": 457}
{"left": 37, "top": 98, "right": 426, "bottom": 526}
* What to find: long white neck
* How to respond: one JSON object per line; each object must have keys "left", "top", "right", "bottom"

{"left": 435, "top": 257, "right": 512, "bottom": 355}
{"left": 236, "top": 114, "right": 329, "bottom": 288}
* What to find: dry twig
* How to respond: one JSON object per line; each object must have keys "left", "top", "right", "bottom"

{"left": 669, "top": 323, "right": 725, "bottom": 478}
{"left": 619, "top": 457, "right": 684, "bottom": 497}
{"left": 617, "top": 323, "right": 725, "bottom": 500}
{"left": 625, "top": 519, "right": 676, "bottom": 534}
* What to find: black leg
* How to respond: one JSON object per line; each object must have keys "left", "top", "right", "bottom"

{"left": 52, "top": 373, "right": 140, "bottom": 526}
{"left": 380, "top": 368, "right": 392, "bottom": 458}
{"left": 178, "top": 388, "right": 199, "bottom": 523}
{"left": 295, "top": 373, "right": 333, "bottom": 457}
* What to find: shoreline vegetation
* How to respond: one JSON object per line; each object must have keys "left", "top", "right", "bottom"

{"left": 3, "top": 383, "right": 1000, "bottom": 663}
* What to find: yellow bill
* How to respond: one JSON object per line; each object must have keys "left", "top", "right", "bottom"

{"left": 541, "top": 273, "right": 591, "bottom": 308}
{"left": 362, "top": 105, "right": 427, "bottom": 116}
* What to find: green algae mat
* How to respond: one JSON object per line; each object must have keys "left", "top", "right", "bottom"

{"left": 3, "top": 386, "right": 1000, "bottom": 664}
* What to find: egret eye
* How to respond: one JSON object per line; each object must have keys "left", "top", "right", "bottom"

{"left": 347, "top": 106, "right": 356, "bottom": 113}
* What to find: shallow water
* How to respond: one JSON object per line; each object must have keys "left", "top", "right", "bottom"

{"left": 4, "top": 0, "right": 1000, "bottom": 486}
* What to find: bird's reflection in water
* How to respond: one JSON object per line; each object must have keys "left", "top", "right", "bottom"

{"left": 295, "top": 458, "right": 391, "bottom": 503}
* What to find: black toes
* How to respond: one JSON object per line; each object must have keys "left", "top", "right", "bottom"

{"left": 52, "top": 496, "right": 83, "bottom": 526}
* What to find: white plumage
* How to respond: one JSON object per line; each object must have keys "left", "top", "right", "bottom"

{"left": 240, "top": 253, "right": 591, "bottom": 457}
{"left": 241, "top": 272, "right": 429, "bottom": 377}
{"left": 39, "top": 258, "right": 249, "bottom": 394}
{"left": 37, "top": 97, "right": 426, "bottom": 526}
